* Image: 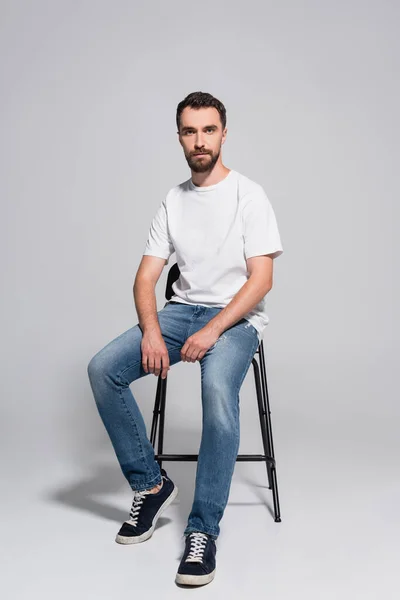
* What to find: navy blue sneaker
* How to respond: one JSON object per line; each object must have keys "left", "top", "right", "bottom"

{"left": 115, "top": 468, "right": 178, "bottom": 544}
{"left": 175, "top": 532, "right": 217, "bottom": 586}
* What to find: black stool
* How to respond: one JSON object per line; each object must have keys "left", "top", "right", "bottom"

{"left": 149, "top": 262, "right": 282, "bottom": 522}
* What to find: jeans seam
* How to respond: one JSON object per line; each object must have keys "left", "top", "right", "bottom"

{"left": 233, "top": 335, "right": 259, "bottom": 398}
{"left": 185, "top": 311, "right": 199, "bottom": 341}
{"left": 129, "top": 470, "right": 162, "bottom": 491}
{"left": 185, "top": 499, "right": 226, "bottom": 538}
{"left": 184, "top": 527, "right": 219, "bottom": 539}
{"left": 116, "top": 386, "right": 154, "bottom": 481}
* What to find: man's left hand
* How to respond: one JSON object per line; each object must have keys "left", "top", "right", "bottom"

{"left": 180, "top": 326, "right": 221, "bottom": 363}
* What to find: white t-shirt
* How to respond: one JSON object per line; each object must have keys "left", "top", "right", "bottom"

{"left": 143, "top": 169, "right": 283, "bottom": 341}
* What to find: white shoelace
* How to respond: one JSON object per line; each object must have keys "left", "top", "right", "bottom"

{"left": 128, "top": 489, "right": 152, "bottom": 525}
{"left": 185, "top": 532, "right": 209, "bottom": 563}
{"left": 128, "top": 478, "right": 164, "bottom": 526}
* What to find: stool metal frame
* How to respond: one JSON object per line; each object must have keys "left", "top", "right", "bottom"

{"left": 149, "top": 263, "right": 282, "bottom": 522}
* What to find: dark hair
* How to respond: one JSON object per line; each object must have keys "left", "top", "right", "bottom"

{"left": 176, "top": 91, "right": 227, "bottom": 132}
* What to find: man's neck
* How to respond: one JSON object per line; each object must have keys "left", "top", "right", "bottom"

{"left": 191, "top": 166, "right": 231, "bottom": 188}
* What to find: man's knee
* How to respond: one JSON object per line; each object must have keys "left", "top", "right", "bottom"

{"left": 87, "top": 350, "right": 107, "bottom": 381}
{"left": 202, "top": 380, "right": 239, "bottom": 429}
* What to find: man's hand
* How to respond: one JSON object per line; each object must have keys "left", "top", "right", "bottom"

{"left": 141, "top": 331, "right": 170, "bottom": 379}
{"left": 181, "top": 326, "right": 221, "bottom": 363}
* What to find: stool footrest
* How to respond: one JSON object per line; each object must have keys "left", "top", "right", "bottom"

{"left": 154, "top": 453, "right": 276, "bottom": 465}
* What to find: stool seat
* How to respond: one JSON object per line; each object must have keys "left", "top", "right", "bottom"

{"left": 149, "top": 263, "right": 282, "bottom": 523}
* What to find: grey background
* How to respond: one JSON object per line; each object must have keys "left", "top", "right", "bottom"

{"left": 1, "top": 1, "right": 398, "bottom": 598}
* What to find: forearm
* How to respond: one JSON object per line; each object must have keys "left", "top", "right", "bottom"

{"left": 205, "top": 276, "right": 271, "bottom": 336}
{"left": 133, "top": 277, "right": 162, "bottom": 335}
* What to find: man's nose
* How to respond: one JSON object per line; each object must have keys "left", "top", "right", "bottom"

{"left": 194, "top": 134, "right": 206, "bottom": 147}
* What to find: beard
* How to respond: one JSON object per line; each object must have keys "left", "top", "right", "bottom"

{"left": 185, "top": 148, "right": 220, "bottom": 173}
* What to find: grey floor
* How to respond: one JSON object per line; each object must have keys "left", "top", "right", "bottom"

{"left": 3, "top": 411, "right": 398, "bottom": 599}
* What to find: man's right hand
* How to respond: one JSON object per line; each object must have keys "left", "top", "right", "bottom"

{"left": 141, "top": 331, "right": 170, "bottom": 379}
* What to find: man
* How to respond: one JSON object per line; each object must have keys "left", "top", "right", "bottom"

{"left": 87, "top": 91, "right": 283, "bottom": 587}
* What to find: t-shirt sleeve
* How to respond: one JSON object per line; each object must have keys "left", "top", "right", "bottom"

{"left": 242, "top": 187, "right": 283, "bottom": 260}
{"left": 143, "top": 195, "right": 175, "bottom": 262}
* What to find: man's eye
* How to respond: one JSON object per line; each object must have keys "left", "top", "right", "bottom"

{"left": 184, "top": 129, "right": 213, "bottom": 134}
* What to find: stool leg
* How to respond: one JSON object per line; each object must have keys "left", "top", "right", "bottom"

{"left": 258, "top": 345, "right": 282, "bottom": 520}
{"left": 259, "top": 343, "right": 276, "bottom": 460}
{"left": 255, "top": 350, "right": 273, "bottom": 484}
{"left": 252, "top": 351, "right": 282, "bottom": 522}
{"left": 156, "top": 375, "right": 168, "bottom": 470}
{"left": 252, "top": 357, "right": 273, "bottom": 484}
{"left": 150, "top": 375, "right": 163, "bottom": 447}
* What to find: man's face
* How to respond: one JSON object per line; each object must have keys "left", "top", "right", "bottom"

{"left": 178, "top": 106, "right": 227, "bottom": 173}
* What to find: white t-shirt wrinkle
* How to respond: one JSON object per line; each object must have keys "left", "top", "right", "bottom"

{"left": 143, "top": 169, "right": 283, "bottom": 341}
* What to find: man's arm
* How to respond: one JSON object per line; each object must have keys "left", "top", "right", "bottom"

{"left": 203, "top": 185, "right": 283, "bottom": 339}
{"left": 204, "top": 254, "right": 274, "bottom": 337}
{"left": 133, "top": 255, "right": 167, "bottom": 335}
{"left": 134, "top": 255, "right": 172, "bottom": 379}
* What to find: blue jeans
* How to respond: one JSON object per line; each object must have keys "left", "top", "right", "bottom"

{"left": 87, "top": 300, "right": 260, "bottom": 540}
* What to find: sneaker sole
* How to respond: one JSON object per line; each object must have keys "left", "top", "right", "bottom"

{"left": 115, "top": 483, "right": 179, "bottom": 545}
{"left": 175, "top": 568, "right": 216, "bottom": 586}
